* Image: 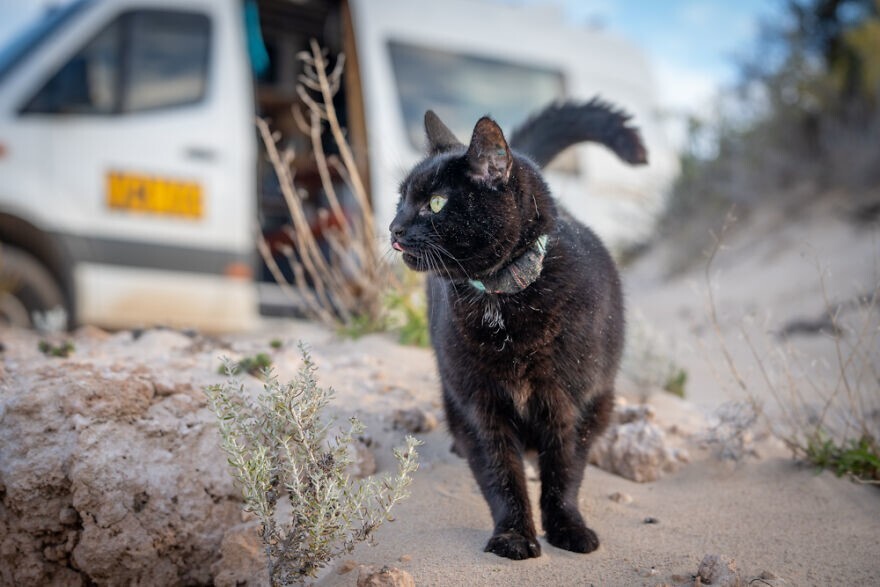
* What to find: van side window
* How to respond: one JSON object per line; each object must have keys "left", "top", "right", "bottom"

{"left": 387, "top": 41, "right": 578, "bottom": 174}
{"left": 388, "top": 41, "right": 565, "bottom": 147}
{"left": 124, "top": 11, "right": 210, "bottom": 112}
{"left": 22, "top": 10, "right": 210, "bottom": 115}
{"left": 23, "top": 20, "right": 119, "bottom": 114}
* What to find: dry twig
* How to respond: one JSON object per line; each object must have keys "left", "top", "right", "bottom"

{"left": 257, "top": 42, "right": 388, "bottom": 330}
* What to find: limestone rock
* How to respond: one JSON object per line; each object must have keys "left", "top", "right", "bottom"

{"left": 348, "top": 437, "right": 378, "bottom": 479}
{"left": 590, "top": 399, "right": 689, "bottom": 482}
{"left": 0, "top": 328, "right": 243, "bottom": 585}
{"left": 212, "top": 521, "right": 270, "bottom": 587}
{"left": 697, "top": 554, "right": 741, "bottom": 587}
{"left": 609, "top": 491, "right": 633, "bottom": 504}
{"left": 357, "top": 565, "right": 416, "bottom": 587}
{"left": 392, "top": 407, "right": 438, "bottom": 433}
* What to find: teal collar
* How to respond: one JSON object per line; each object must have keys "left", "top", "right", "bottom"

{"left": 469, "top": 234, "right": 550, "bottom": 294}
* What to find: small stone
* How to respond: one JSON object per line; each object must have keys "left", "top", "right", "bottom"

{"left": 347, "top": 438, "right": 377, "bottom": 479}
{"left": 697, "top": 554, "right": 741, "bottom": 587}
{"left": 356, "top": 565, "right": 415, "bottom": 587}
{"left": 59, "top": 506, "right": 79, "bottom": 525}
{"left": 609, "top": 491, "right": 633, "bottom": 504}
{"left": 392, "top": 407, "right": 438, "bottom": 433}
{"left": 615, "top": 403, "right": 655, "bottom": 424}
{"left": 759, "top": 570, "right": 777, "bottom": 580}
{"left": 643, "top": 516, "right": 659, "bottom": 524}
{"left": 639, "top": 565, "right": 660, "bottom": 577}
{"left": 75, "top": 325, "right": 111, "bottom": 340}
{"left": 398, "top": 554, "right": 412, "bottom": 563}
{"left": 337, "top": 560, "right": 359, "bottom": 575}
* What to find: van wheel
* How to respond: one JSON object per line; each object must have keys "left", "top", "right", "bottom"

{"left": 0, "top": 245, "right": 68, "bottom": 329}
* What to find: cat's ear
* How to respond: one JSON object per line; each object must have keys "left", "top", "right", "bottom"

{"left": 424, "top": 110, "right": 464, "bottom": 154}
{"left": 466, "top": 117, "right": 512, "bottom": 187}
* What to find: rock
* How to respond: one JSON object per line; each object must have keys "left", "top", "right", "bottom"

{"left": 337, "top": 559, "right": 359, "bottom": 575}
{"left": 348, "top": 437, "right": 378, "bottom": 479}
{"left": 616, "top": 402, "right": 655, "bottom": 424}
{"left": 609, "top": 491, "right": 633, "bottom": 504}
{"left": 639, "top": 566, "right": 659, "bottom": 578}
{"left": 212, "top": 521, "right": 269, "bottom": 587}
{"left": 392, "top": 407, "right": 438, "bottom": 433}
{"left": 697, "top": 554, "right": 741, "bottom": 587}
{"left": 0, "top": 330, "right": 243, "bottom": 585}
{"left": 357, "top": 565, "right": 416, "bottom": 587}
{"left": 590, "top": 401, "right": 689, "bottom": 482}
{"left": 74, "top": 324, "right": 111, "bottom": 341}
{"left": 131, "top": 327, "right": 195, "bottom": 353}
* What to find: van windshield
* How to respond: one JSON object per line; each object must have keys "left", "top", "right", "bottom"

{"left": 0, "top": 0, "right": 93, "bottom": 85}
{"left": 388, "top": 40, "right": 566, "bottom": 151}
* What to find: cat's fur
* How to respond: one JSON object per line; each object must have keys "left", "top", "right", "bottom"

{"left": 389, "top": 100, "right": 645, "bottom": 560}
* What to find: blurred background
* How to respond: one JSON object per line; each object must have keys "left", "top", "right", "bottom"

{"left": 0, "top": 0, "right": 877, "bottom": 341}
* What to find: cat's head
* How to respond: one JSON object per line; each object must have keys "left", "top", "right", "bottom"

{"left": 389, "top": 112, "right": 553, "bottom": 281}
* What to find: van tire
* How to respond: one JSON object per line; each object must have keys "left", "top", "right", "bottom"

{"left": 0, "top": 245, "right": 68, "bottom": 329}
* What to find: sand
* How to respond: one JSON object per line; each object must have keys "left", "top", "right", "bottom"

{"left": 243, "top": 303, "right": 879, "bottom": 586}
{"left": 285, "top": 198, "right": 879, "bottom": 586}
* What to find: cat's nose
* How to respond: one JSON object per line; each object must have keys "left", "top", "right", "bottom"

{"left": 390, "top": 221, "right": 406, "bottom": 240}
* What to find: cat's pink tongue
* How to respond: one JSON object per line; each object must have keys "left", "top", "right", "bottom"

{"left": 392, "top": 242, "right": 404, "bottom": 252}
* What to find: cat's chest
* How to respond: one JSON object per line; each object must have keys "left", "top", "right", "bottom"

{"left": 455, "top": 293, "right": 554, "bottom": 352}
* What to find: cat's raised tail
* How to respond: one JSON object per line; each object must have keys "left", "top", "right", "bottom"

{"left": 508, "top": 98, "right": 648, "bottom": 167}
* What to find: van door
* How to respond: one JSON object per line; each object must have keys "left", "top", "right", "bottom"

{"left": 16, "top": 1, "right": 257, "bottom": 329}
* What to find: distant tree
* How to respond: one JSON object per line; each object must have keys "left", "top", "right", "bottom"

{"left": 656, "top": 0, "right": 880, "bottom": 274}
{"left": 788, "top": 0, "right": 880, "bottom": 101}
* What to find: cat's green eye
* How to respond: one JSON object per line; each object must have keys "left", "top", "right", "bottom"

{"left": 429, "top": 194, "right": 447, "bottom": 214}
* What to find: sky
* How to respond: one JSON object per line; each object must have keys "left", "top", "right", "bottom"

{"left": 0, "top": 0, "right": 782, "bottom": 139}
{"left": 508, "top": 0, "right": 784, "bottom": 116}
{"left": 0, "top": 0, "right": 48, "bottom": 51}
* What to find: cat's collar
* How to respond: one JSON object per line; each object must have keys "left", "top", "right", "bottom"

{"left": 469, "top": 234, "right": 550, "bottom": 294}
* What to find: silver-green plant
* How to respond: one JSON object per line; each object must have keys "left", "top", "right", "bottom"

{"left": 205, "top": 346, "right": 420, "bottom": 586}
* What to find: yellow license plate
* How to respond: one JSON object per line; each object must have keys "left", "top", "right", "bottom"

{"left": 106, "top": 171, "right": 203, "bottom": 219}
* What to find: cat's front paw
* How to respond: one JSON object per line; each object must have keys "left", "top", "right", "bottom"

{"left": 484, "top": 531, "right": 542, "bottom": 560}
{"left": 545, "top": 520, "right": 600, "bottom": 554}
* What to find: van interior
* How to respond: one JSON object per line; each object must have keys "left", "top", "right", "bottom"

{"left": 251, "top": 0, "right": 368, "bottom": 304}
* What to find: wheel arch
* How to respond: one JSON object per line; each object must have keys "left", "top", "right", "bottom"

{"left": 0, "top": 211, "right": 76, "bottom": 326}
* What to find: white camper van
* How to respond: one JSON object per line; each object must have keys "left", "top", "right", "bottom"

{"left": 0, "top": 0, "right": 676, "bottom": 332}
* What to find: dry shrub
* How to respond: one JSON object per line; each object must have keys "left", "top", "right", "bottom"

{"left": 205, "top": 346, "right": 420, "bottom": 586}
{"left": 257, "top": 40, "right": 388, "bottom": 331}
{"left": 705, "top": 210, "right": 879, "bottom": 481}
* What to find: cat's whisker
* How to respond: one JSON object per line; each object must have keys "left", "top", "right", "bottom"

{"left": 427, "top": 248, "right": 448, "bottom": 281}
{"left": 428, "top": 242, "right": 472, "bottom": 280}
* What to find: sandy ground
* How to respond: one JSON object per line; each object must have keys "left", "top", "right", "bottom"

{"left": 225, "top": 295, "right": 877, "bottom": 587}
{"left": 274, "top": 198, "right": 878, "bottom": 586}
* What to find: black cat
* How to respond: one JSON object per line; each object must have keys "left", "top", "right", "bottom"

{"left": 389, "top": 100, "right": 646, "bottom": 560}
